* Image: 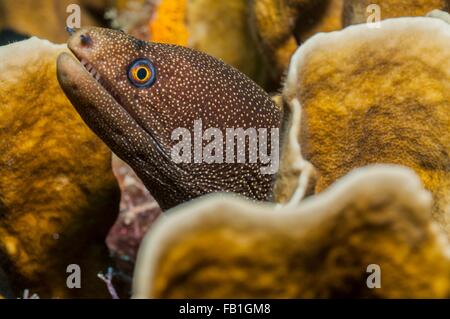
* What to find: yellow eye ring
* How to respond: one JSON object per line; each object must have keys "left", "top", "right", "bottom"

{"left": 132, "top": 66, "right": 151, "bottom": 83}
{"left": 128, "top": 59, "right": 157, "bottom": 88}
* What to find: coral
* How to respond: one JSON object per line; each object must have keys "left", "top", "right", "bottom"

{"left": 20, "top": 289, "right": 40, "bottom": 299}
{"left": 147, "top": 0, "right": 273, "bottom": 87}
{"left": 281, "top": 17, "right": 450, "bottom": 237}
{"left": 146, "top": 0, "right": 343, "bottom": 90}
{"left": 248, "top": 0, "right": 344, "bottom": 85}
{"left": 428, "top": 8, "right": 450, "bottom": 22}
{"left": 148, "top": 0, "right": 189, "bottom": 45}
{"left": 343, "top": 0, "right": 449, "bottom": 26}
{"left": 133, "top": 165, "right": 450, "bottom": 298}
{"left": 187, "top": 0, "right": 270, "bottom": 87}
{"left": 1, "top": 3, "right": 448, "bottom": 299}
{"left": 0, "top": 0, "right": 109, "bottom": 43}
{"left": 0, "top": 38, "right": 120, "bottom": 298}
{"left": 107, "top": 0, "right": 157, "bottom": 40}
{"left": 57, "top": 26, "right": 280, "bottom": 210}
{"left": 97, "top": 267, "right": 120, "bottom": 299}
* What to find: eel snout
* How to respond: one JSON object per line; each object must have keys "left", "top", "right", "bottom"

{"left": 56, "top": 27, "right": 114, "bottom": 106}
{"left": 67, "top": 27, "right": 94, "bottom": 58}
{"left": 62, "top": 27, "right": 105, "bottom": 85}
{"left": 56, "top": 52, "right": 86, "bottom": 95}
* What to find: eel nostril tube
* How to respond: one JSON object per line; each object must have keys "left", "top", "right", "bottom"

{"left": 66, "top": 27, "right": 76, "bottom": 35}
{"left": 80, "top": 34, "right": 93, "bottom": 47}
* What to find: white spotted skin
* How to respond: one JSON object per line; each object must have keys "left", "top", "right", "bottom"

{"left": 57, "top": 27, "right": 281, "bottom": 210}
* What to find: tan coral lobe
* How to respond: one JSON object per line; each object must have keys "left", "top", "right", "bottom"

{"left": 249, "top": 0, "right": 344, "bottom": 84}
{"left": 280, "top": 17, "right": 450, "bottom": 236}
{"left": 133, "top": 165, "right": 450, "bottom": 298}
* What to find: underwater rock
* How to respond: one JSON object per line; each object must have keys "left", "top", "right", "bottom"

{"left": 343, "top": 0, "right": 449, "bottom": 26}
{"left": 248, "top": 0, "right": 344, "bottom": 85}
{"left": 0, "top": 0, "right": 108, "bottom": 43}
{"left": 133, "top": 165, "right": 450, "bottom": 298}
{"left": 279, "top": 17, "right": 450, "bottom": 236}
{"left": 0, "top": 38, "right": 120, "bottom": 298}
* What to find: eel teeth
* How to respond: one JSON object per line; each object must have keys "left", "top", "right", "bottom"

{"left": 80, "top": 58, "right": 101, "bottom": 82}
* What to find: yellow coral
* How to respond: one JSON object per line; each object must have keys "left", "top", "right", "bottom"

{"left": 0, "top": 38, "right": 120, "bottom": 298}
{"left": 187, "top": 0, "right": 270, "bottom": 87}
{"left": 0, "top": 0, "right": 107, "bottom": 43}
{"left": 149, "top": 0, "right": 189, "bottom": 45}
{"left": 133, "top": 166, "right": 450, "bottom": 298}
{"left": 281, "top": 17, "right": 450, "bottom": 237}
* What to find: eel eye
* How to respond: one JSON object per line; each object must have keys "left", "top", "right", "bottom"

{"left": 128, "top": 59, "right": 156, "bottom": 88}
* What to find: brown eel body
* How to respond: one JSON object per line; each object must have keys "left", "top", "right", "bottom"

{"left": 57, "top": 27, "right": 281, "bottom": 210}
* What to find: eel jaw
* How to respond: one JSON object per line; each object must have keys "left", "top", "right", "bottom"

{"left": 57, "top": 52, "right": 173, "bottom": 169}
{"left": 57, "top": 51, "right": 171, "bottom": 158}
{"left": 58, "top": 51, "right": 126, "bottom": 127}
{"left": 56, "top": 52, "right": 119, "bottom": 111}
{"left": 56, "top": 52, "right": 142, "bottom": 144}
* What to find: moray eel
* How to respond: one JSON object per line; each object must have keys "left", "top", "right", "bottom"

{"left": 57, "top": 27, "right": 281, "bottom": 210}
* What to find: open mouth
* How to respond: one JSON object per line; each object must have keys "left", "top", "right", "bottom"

{"left": 64, "top": 51, "right": 172, "bottom": 162}
{"left": 80, "top": 58, "right": 101, "bottom": 82}
{"left": 69, "top": 51, "right": 127, "bottom": 114}
{"left": 70, "top": 52, "right": 110, "bottom": 96}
